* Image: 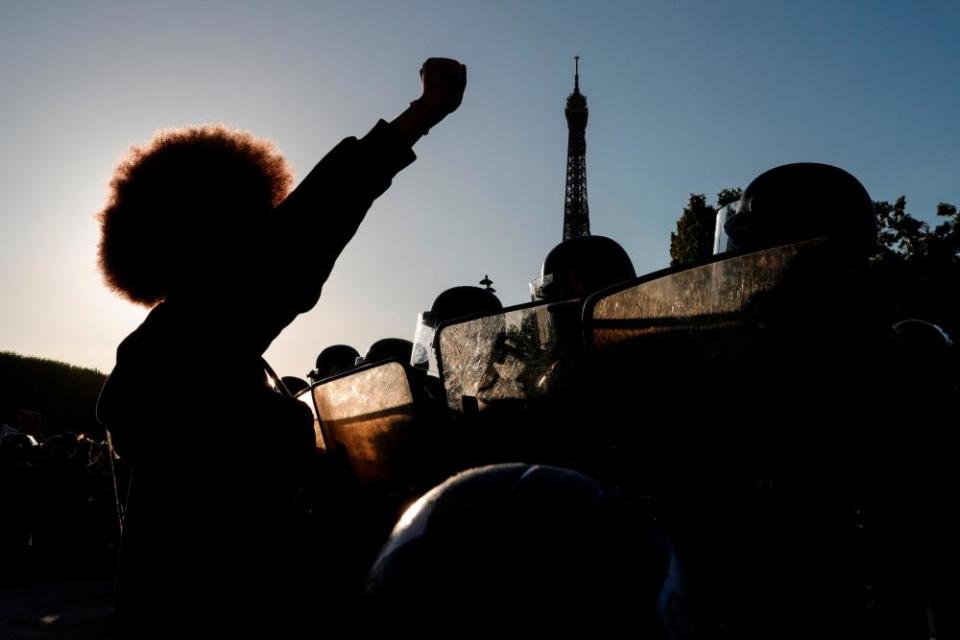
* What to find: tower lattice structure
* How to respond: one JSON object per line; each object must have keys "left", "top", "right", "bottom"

{"left": 563, "top": 56, "right": 591, "bottom": 241}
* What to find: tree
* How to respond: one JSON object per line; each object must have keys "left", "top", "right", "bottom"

{"left": 0, "top": 352, "right": 107, "bottom": 438}
{"left": 717, "top": 187, "right": 743, "bottom": 208}
{"left": 871, "top": 196, "right": 960, "bottom": 336}
{"left": 669, "top": 188, "right": 741, "bottom": 267}
{"left": 874, "top": 196, "right": 959, "bottom": 264}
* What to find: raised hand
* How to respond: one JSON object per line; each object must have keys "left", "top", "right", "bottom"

{"left": 417, "top": 57, "right": 467, "bottom": 129}
{"left": 390, "top": 57, "right": 467, "bottom": 145}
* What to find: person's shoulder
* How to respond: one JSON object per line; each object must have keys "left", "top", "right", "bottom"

{"left": 108, "top": 302, "right": 192, "bottom": 386}
{"left": 97, "top": 302, "right": 189, "bottom": 435}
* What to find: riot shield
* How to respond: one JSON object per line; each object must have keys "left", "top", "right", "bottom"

{"left": 574, "top": 239, "right": 834, "bottom": 482}
{"left": 311, "top": 361, "right": 417, "bottom": 485}
{"left": 577, "top": 239, "right": 900, "bottom": 636}
{"left": 436, "top": 300, "right": 581, "bottom": 415}
{"left": 583, "top": 239, "right": 821, "bottom": 367}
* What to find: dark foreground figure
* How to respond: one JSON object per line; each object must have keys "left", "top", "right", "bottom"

{"left": 95, "top": 58, "right": 466, "bottom": 636}
{"left": 366, "top": 463, "right": 689, "bottom": 639}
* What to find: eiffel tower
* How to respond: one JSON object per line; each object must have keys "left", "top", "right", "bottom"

{"left": 562, "top": 56, "right": 591, "bottom": 241}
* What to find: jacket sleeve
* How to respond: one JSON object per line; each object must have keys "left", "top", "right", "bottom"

{"left": 264, "top": 120, "right": 416, "bottom": 317}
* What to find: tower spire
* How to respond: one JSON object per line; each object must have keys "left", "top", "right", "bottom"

{"left": 563, "top": 56, "right": 590, "bottom": 241}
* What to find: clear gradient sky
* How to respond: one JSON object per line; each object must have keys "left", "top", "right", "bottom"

{"left": 1, "top": 1, "right": 958, "bottom": 378}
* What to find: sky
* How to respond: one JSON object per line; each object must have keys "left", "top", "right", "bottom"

{"left": 1, "top": 0, "right": 958, "bottom": 378}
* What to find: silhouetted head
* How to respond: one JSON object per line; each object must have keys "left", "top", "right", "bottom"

{"left": 363, "top": 338, "right": 414, "bottom": 366}
{"left": 0, "top": 432, "right": 38, "bottom": 458}
{"left": 893, "top": 319, "right": 953, "bottom": 351}
{"left": 531, "top": 236, "right": 636, "bottom": 302}
{"left": 715, "top": 163, "right": 876, "bottom": 258}
{"left": 891, "top": 319, "right": 957, "bottom": 398}
{"left": 892, "top": 319, "right": 954, "bottom": 372}
{"left": 308, "top": 344, "right": 360, "bottom": 382}
{"left": 366, "top": 463, "right": 688, "bottom": 638}
{"left": 429, "top": 286, "right": 503, "bottom": 325}
{"left": 97, "top": 126, "right": 292, "bottom": 306}
{"left": 412, "top": 287, "right": 503, "bottom": 372}
{"left": 280, "top": 376, "right": 309, "bottom": 395}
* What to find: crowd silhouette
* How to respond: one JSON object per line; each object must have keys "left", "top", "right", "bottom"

{"left": 0, "top": 430, "right": 126, "bottom": 581}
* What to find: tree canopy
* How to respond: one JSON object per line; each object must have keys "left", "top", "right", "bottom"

{"left": 0, "top": 352, "right": 106, "bottom": 439}
{"left": 871, "top": 197, "right": 959, "bottom": 336}
{"left": 669, "top": 188, "right": 741, "bottom": 267}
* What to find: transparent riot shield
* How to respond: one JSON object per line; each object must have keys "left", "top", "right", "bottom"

{"left": 436, "top": 300, "right": 581, "bottom": 415}
{"left": 567, "top": 239, "right": 830, "bottom": 486}
{"left": 583, "top": 239, "right": 821, "bottom": 355}
{"left": 578, "top": 237, "right": 931, "bottom": 638}
{"left": 311, "top": 361, "right": 416, "bottom": 485}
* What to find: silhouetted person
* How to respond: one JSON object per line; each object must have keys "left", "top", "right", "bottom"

{"left": 95, "top": 58, "right": 467, "bottom": 636}
{"left": 644, "top": 163, "right": 933, "bottom": 635}
{"left": 0, "top": 431, "right": 39, "bottom": 574}
{"left": 307, "top": 344, "right": 360, "bottom": 382}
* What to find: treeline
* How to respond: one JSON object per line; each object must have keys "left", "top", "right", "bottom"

{"left": 0, "top": 352, "right": 107, "bottom": 439}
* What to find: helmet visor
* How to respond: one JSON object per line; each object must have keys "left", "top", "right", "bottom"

{"left": 713, "top": 201, "right": 743, "bottom": 255}
{"left": 411, "top": 311, "right": 439, "bottom": 376}
{"left": 529, "top": 272, "right": 554, "bottom": 302}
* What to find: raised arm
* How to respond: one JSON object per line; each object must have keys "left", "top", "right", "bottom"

{"left": 259, "top": 58, "right": 467, "bottom": 330}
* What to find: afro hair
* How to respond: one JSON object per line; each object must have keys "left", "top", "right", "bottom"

{"left": 97, "top": 125, "right": 293, "bottom": 306}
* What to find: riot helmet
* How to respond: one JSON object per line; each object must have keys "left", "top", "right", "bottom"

{"left": 715, "top": 163, "right": 876, "bottom": 257}
{"left": 0, "top": 431, "right": 38, "bottom": 458}
{"left": 892, "top": 319, "right": 955, "bottom": 376}
{"left": 307, "top": 344, "right": 360, "bottom": 383}
{"left": 890, "top": 319, "right": 958, "bottom": 408}
{"left": 531, "top": 236, "right": 636, "bottom": 302}
{"left": 892, "top": 318, "right": 954, "bottom": 351}
{"left": 366, "top": 463, "right": 689, "bottom": 638}
{"left": 363, "top": 338, "right": 414, "bottom": 366}
{"left": 280, "top": 376, "right": 309, "bottom": 395}
{"left": 412, "top": 286, "right": 503, "bottom": 375}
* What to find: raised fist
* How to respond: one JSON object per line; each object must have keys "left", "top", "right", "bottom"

{"left": 418, "top": 58, "right": 467, "bottom": 128}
